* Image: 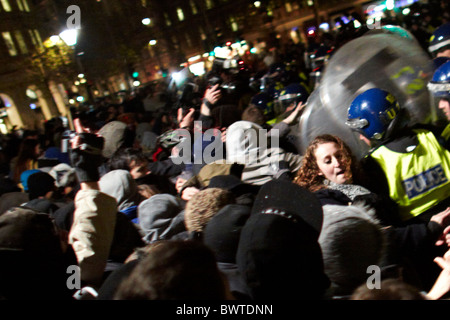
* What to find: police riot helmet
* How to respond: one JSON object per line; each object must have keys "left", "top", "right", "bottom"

{"left": 276, "top": 83, "right": 309, "bottom": 114}
{"left": 346, "top": 88, "right": 401, "bottom": 141}
{"left": 432, "top": 56, "right": 450, "bottom": 71}
{"left": 428, "top": 23, "right": 450, "bottom": 56}
{"left": 250, "top": 92, "right": 274, "bottom": 119}
{"left": 428, "top": 60, "right": 450, "bottom": 97}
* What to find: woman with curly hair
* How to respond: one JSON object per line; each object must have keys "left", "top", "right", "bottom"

{"left": 293, "top": 134, "right": 403, "bottom": 226}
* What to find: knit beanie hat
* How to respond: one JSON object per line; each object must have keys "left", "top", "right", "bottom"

{"left": 236, "top": 179, "right": 330, "bottom": 300}
{"left": 203, "top": 204, "right": 251, "bottom": 263}
{"left": 27, "top": 172, "right": 56, "bottom": 200}
{"left": 184, "top": 188, "right": 235, "bottom": 233}
{"left": 319, "top": 204, "right": 386, "bottom": 295}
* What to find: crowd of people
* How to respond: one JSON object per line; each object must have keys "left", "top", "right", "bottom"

{"left": 1, "top": 1, "right": 450, "bottom": 301}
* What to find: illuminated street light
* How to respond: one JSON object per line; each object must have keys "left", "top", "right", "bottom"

{"left": 142, "top": 18, "right": 151, "bottom": 25}
{"left": 386, "top": 0, "right": 395, "bottom": 11}
{"left": 59, "top": 29, "right": 78, "bottom": 47}
{"left": 78, "top": 73, "right": 85, "bottom": 78}
{"left": 49, "top": 35, "right": 61, "bottom": 45}
{"left": 254, "top": 1, "right": 261, "bottom": 7}
{"left": 149, "top": 39, "right": 157, "bottom": 46}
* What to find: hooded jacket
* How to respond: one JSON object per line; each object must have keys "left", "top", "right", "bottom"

{"left": 225, "top": 121, "right": 303, "bottom": 185}
{"left": 99, "top": 169, "right": 143, "bottom": 222}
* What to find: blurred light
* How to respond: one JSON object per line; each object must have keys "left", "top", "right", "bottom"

{"left": 76, "top": 96, "right": 84, "bottom": 102}
{"left": 74, "top": 80, "right": 80, "bottom": 86}
{"left": 319, "top": 22, "right": 329, "bottom": 32}
{"left": 132, "top": 71, "right": 139, "bottom": 78}
{"left": 209, "top": 51, "right": 215, "bottom": 56}
{"left": 250, "top": 47, "right": 257, "bottom": 54}
{"left": 49, "top": 35, "right": 60, "bottom": 45}
{"left": 402, "top": 8, "right": 410, "bottom": 15}
{"left": 188, "top": 55, "right": 201, "bottom": 62}
{"left": 80, "top": 78, "right": 87, "bottom": 84}
{"left": 226, "top": 41, "right": 232, "bottom": 46}
{"left": 142, "top": 18, "right": 151, "bottom": 25}
{"left": 149, "top": 39, "right": 157, "bottom": 45}
{"left": 354, "top": 20, "right": 362, "bottom": 28}
{"left": 133, "top": 80, "right": 141, "bottom": 87}
{"left": 171, "top": 71, "right": 182, "bottom": 82}
{"left": 386, "top": 0, "right": 395, "bottom": 11}
{"left": 202, "top": 52, "right": 210, "bottom": 58}
{"left": 341, "top": 16, "right": 350, "bottom": 24}
{"left": 367, "top": 18, "right": 375, "bottom": 25}
{"left": 59, "top": 29, "right": 78, "bottom": 46}
{"left": 29, "top": 103, "right": 37, "bottom": 110}
{"left": 254, "top": 1, "right": 261, "bottom": 8}
{"left": 189, "top": 62, "right": 205, "bottom": 76}
{"left": 69, "top": 99, "right": 75, "bottom": 105}
{"left": 26, "top": 88, "right": 37, "bottom": 99}
{"left": 78, "top": 73, "right": 85, "bottom": 78}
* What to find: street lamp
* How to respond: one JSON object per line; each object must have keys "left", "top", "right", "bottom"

{"left": 59, "top": 29, "right": 78, "bottom": 47}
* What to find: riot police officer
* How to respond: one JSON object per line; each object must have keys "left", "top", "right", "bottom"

{"left": 346, "top": 88, "right": 450, "bottom": 224}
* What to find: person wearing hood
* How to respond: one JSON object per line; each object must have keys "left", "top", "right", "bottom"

{"left": 225, "top": 120, "right": 303, "bottom": 186}
{"left": 99, "top": 169, "right": 145, "bottom": 224}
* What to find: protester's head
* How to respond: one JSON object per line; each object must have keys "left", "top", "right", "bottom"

{"left": 184, "top": 188, "right": 235, "bottom": 235}
{"left": 236, "top": 179, "right": 330, "bottom": 300}
{"left": 108, "top": 148, "right": 150, "bottom": 179}
{"left": 241, "top": 105, "right": 265, "bottom": 126}
{"left": 0, "top": 207, "right": 72, "bottom": 299}
{"left": 351, "top": 279, "right": 426, "bottom": 300}
{"left": 27, "top": 171, "right": 56, "bottom": 200}
{"left": 114, "top": 240, "right": 230, "bottom": 300}
{"left": 319, "top": 204, "right": 387, "bottom": 296}
{"left": 203, "top": 204, "right": 251, "bottom": 264}
{"left": 294, "top": 134, "right": 355, "bottom": 191}
{"left": 19, "top": 169, "right": 41, "bottom": 192}
{"left": 13, "top": 138, "right": 41, "bottom": 183}
{"left": 99, "top": 169, "right": 143, "bottom": 211}
{"left": 98, "top": 120, "right": 135, "bottom": 158}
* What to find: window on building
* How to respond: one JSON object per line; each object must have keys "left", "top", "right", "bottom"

{"left": 33, "top": 29, "right": 43, "bottom": 48}
{"left": 16, "top": 0, "right": 23, "bottom": 10}
{"left": 22, "top": 0, "right": 29, "bottom": 11}
{"left": 199, "top": 27, "right": 207, "bottom": 40}
{"left": 2, "top": 32, "right": 18, "bottom": 56}
{"left": 177, "top": 7, "right": 184, "bottom": 21}
{"left": 1, "top": 0, "right": 12, "bottom": 11}
{"left": 229, "top": 16, "right": 239, "bottom": 32}
{"left": 285, "top": 2, "right": 292, "bottom": 13}
{"left": 190, "top": 0, "right": 197, "bottom": 14}
{"left": 164, "top": 12, "right": 172, "bottom": 26}
{"left": 14, "top": 30, "right": 28, "bottom": 54}
{"left": 28, "top": 29, "right": 37, "bottom": 47}
{"left": 185, "top": 32, "right": 192, "bottom": 48}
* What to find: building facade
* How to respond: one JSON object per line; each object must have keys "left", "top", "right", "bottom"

{"left": 0, "top": 0, "right": 397, "bottom": 132}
